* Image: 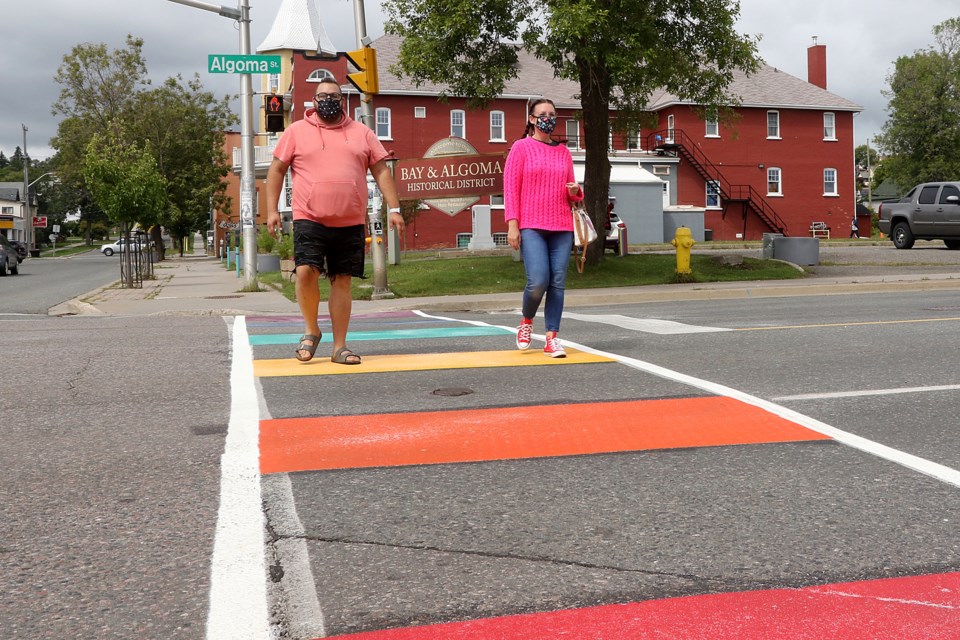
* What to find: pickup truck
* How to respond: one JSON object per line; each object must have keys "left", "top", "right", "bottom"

{"left": 878, "top": 181, "right": 960, "bottom": 249}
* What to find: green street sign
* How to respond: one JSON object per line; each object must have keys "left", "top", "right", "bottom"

{"left": 208, "top": 54, "right": 281, "bottom": 74}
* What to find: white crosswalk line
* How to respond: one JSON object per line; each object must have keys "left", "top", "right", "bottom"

{"left": 564, "top": 312, "right": 731, "bottom": 334}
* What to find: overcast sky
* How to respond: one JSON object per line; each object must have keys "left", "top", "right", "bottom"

{"left": 3, "top": 0, "right": 958, "bottom": 162}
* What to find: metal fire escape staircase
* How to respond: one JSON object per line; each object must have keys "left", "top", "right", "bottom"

{"left": 648, "top": 129, "right": 788, "bottom": 236}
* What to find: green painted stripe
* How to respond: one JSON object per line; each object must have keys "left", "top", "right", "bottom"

{"left": 248, "top": 326, "right": 512, "bottom": 345}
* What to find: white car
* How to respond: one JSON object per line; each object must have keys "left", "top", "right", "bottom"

{"left": 605, "top": 212, "right": 627, "bottom": 253}
{"left": 100, "top": 238, "right": 144, "bottom": 256}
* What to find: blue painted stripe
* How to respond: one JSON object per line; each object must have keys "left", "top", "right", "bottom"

{"left": 248, "top": 325, "right": 512, "bottom": 345}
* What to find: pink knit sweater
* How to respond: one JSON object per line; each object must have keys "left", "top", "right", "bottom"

{"left": 503, "top": 136, "right": 583, "bottom": 231}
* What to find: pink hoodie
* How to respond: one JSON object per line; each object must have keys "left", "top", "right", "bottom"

{"left": 273, "top": 109, "right": 389, "bottom": 226}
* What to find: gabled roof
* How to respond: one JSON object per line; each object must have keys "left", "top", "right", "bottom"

{"left": 0, "top": 187, "right": 21, "bottom": 203}
{"left": 257, "top": 0, "right": 335, "bottom": 55}
{"left": 369, "top": 34, "right": 862, "bottom": 113}
{"left": 647, "top": 64, "right": 862, "bottom": 112}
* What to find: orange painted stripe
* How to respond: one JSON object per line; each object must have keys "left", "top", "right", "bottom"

{"left": 259, "top": 396, "right": 831, "bottom": 474}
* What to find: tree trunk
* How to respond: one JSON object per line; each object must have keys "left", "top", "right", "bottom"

{"left": 150, "top": 226, "right": 165, "bottom": 262}
{"left": 578, "top": 57, "right": 613, "bottom": 266}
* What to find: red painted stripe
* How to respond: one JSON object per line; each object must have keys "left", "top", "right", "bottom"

{"left": 322, "top": 572, "right": 960, "bottom": 639}
{"left": 259, "top": 396, "right": 829, "bottom": 474}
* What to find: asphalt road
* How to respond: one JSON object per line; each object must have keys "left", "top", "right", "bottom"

{"left": 0, "top": 250, "right": 119, "bottom": 315}
{"left": 252, "top": 286, "right": 960, "bottom": 637}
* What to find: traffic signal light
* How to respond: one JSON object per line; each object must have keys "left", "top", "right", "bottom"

{"left": 264, "top": 94, "right": 285, "bottom": 132}
{"left": 345, "top": 47, "right": 379, "bottom": 95}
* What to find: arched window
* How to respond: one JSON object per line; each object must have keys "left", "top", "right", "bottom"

{"left": 307, "top": 68, "right": 334, "bottom": 83}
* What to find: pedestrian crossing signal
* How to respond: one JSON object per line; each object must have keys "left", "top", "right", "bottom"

{"left": 264, "top": 94, "right": 285, "bottom": 132}
{"left": 345, "top": 47, "right": 379, "bottom": 95}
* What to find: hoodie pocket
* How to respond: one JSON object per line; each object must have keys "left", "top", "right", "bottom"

{"left": 303, "top": 179, "right": 364, "bottom": 220}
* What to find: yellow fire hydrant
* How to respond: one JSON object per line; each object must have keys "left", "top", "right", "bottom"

{"left": 671, "top": 226, "right": 695, "bottom": 275}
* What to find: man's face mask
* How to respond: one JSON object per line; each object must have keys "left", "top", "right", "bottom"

{"left": 534, "top": 114, "right": 557, "bottom": 134}
{"left": 314, "top": 92, "right": 343, "bottom": 121}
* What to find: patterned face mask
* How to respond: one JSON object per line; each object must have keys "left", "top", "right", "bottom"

{"left": 315, "top": 98, "right": 343, "bottom": 121}
{"left": 534, "top": 114, "right": 557, "bottom": 134}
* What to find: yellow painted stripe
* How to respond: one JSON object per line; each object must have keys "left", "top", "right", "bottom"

{"left": 253, "top": 348, "right": 615, "bottom": 377}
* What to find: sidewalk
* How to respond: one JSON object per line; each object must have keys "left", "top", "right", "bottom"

{"left": 49, "top": 250, "right": 960, "bottom": 317}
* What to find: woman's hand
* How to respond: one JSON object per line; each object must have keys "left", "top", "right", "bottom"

{"left": 566, "top": 182, "right": 581, "bottom": 198}
{"left": 507, "top": 220, "right": 521, "bottom": 250}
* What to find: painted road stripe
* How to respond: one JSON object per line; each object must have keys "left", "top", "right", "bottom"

{"left": 206, "top": 317, "right": 270, "bottom": 639}
{"left": 253, "top": 348, "right": 613, "bottom": 377}
{"left": 416, "top": 311, "right": 960, "bottom": 489}
{"left": 259, "top": 396, "right": 829, "bottom": 474}
{"left": 774, "top": 384, "right": 960, "bottom": 401}
{"left": 735, "top": 316, "right": 960, "bottom": 331}
{"left": 323, "top": 571, "right": 960, "bottom": 639}
{"left": 248, "top": 326, "right": 511, "bottom": 346}
{"left": 564, "top": 312, "right": 731, "bottom": 334}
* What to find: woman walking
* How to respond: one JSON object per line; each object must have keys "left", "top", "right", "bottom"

{"left": 504, "top": 98, "right": 583, "bottom": 357}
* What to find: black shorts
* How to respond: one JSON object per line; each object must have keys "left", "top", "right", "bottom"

{"left": 293, "top": 219, "right": 366, "bottom": 279}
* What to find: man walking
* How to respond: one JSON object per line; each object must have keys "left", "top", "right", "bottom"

{"left": 266, "top": 76, "right": 403, "bottom": 364}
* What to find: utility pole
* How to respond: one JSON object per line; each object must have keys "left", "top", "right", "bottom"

{"left": 167, "top": 0, "right": 257, "bottom": 289}
{"left": 866, "top": 137, "right": 873, "bottom": 209}
{"left": 352, "top": 0, "right": 391, "bottom": 299}
{"left": 22, "top": 125, "right": 32, "bottom": 253}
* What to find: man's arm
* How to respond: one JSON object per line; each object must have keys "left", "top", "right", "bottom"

{"left": 265, "top": 158, "right": 290, "bottom": 237}
{"left": 370, "top": 158, "right": 404, "bottom": 233}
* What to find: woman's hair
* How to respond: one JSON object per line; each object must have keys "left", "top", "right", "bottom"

{"left": 520, "top": 98, "right": 556, "bottom": 139}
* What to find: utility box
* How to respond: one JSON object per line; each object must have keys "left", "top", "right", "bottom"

{"left": 773, "top": 236, "right": 819, "bottom": 265}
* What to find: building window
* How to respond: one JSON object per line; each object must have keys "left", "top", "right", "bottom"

{"left": 666, "top": 114, "right": 675, "bottom": 142}
{"left": 823, "top": 168, "right": 838, "bottom": 196}
{"left": 414, "top": 106, "right": 426, "bottom": 118}
{"left": 565, "top": 119, "right": 580, "bottom": 149}
{"left": 767, "top": 111, "right": 780, "bottom": 139}
{"left": 490, "top": 111, "right": 505, "bottom": 142}
{"left": 375, "top": 107, "right": 391, "bottom": 139}
{"left": 705, "top": 111, "right": 719, "bottom": 138}
{"left": 456, "top": 232, "right": 472, "bottom": 248}
{"left": 706, "top": 181, "right": 721, "bottom": 208}
{"left": 490, "top": 194, "right": 504, "bottom": 209}
{"left": 652, "top": 165, "right": 670, "bottom": 176}
{"left": 823, "top": 112, "right": 836, "bottom": 140}
{"left": 626, "top": 128, "right": 642, "bottom": 150}
{"left": 767, "top": 167, "right": 782, "bottom": 195}
{"left": 492, "top": 232, "right": 509, "bottom": 246}
{"left": 1, "top": 206, "right": 12, "bottom": 215}
{"left": 307, "top": 69, "right": 334, "bottom": 82}
{"left": 450, "top": 110, "right": 465, "bottom": 138}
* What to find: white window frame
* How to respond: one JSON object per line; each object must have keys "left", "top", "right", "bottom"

{"left": 767, "top": 110, "right": 781, "bottom": 139}
{"left": 626, "top": 127, "right": 642, "bottom": 150}
{"left": 767, "top": 167, "right": 783, "bottom": 196}
{"left": 706, "top": 181, "right": 721, "bottom": 209}
{"left": 705, "top": 112, "right": 719, "bottom": 138}
{"left": 823, "top": 168, "right": 838, "bottom": 196}
{"left": 1, "top": 206, "right": 13, "bottom": 215}
{"left": 375, "top": 107, "right": 392, "bottom": 140}
{"left": 489, "top": 110, "right": 505, "bottom": 142}
{"left": 414, "top": 106, "right": 426, "bottom": 118}
{"left": 450, "top": 109, "right": 465, "bottom": 138}
{"left": 565, "top": 119, "right": 580, "bottom": 149}
{"left": 666, "top": 114, "right": 675, "bottom": 143}
{"left": 823, "top": 112, "right": 836, "bottom": 141}
{"left": 307, "top": 69, "right": 334, "bottom": 83}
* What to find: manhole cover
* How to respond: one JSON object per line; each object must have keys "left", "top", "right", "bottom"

{"left": 204, "top": 295, "right": 244, "bottom": 300}
{"left": 432, "top": 388, "right": 474, "bottom": 397}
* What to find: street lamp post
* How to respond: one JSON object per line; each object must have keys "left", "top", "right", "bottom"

{"left": 168, "top": 0, "right": 258, "bottom": 289}
{"left": 22, "top": 125, "right": 32, "bottom": 252}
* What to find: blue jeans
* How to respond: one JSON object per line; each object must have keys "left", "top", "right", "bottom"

{"left": 520, "top": 229, "right": 574, "bottom": 333}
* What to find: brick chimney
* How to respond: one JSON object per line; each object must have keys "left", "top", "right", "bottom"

{"left": 807, "top": 38, "right": 827, "bottom": 90}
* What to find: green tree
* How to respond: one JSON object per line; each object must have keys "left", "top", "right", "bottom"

{"left": 8, "top": 147, "right": 24, "bottom": 173}
{"left": 0, "top": 151, "right": 8, "bottom": 169}
{"left": 127, "top": 74, "right": 236, "bottom": 256}
{"left": 83, "top": 131, "right": 167, "bottom": 286}
{"left": 876, "top": 17, "right": 960, "bottom": 187}
{"left": 383, "top": 0, "right": 759, "bottom": 262}
{"left": 854, "top": 144, "right": 881, "bottom": 170}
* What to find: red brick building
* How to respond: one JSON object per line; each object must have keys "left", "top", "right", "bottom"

{"left": 223, "top": 2, "right": 862, "bottom": 246}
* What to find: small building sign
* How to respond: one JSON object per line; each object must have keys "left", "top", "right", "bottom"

{"left": 208, "top": 54, "right": 281, "bottom": 74}
{"left": 32, "top": 216, "right": 47, "bottom": 227}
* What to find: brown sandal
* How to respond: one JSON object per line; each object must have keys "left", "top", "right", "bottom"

{"left": 332, "top": 347, "right": 361, "bottom": 365}
{"left": 295, "top": 334, "right": 321, "bottom": 362}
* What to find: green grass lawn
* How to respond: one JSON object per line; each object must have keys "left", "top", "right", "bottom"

{"left": 259, "top": 252, "right": 804, "bottom": 302}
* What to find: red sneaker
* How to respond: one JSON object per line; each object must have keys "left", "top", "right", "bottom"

{"left": 516, "top": 319, "right": 533, "bottom": 350}
{"left": 543, "top": 335, "right": 566, "bottom": 358}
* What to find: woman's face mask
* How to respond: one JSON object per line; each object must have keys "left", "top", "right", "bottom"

{"left": 533, "top": 114, "right": 557, "bottom": 134}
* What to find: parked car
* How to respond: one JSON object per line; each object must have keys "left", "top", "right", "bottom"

{"left": 878, "top": 182, "right": 960, "bottom": 249}
{"left": 605, "top": 211, "right": 628, "bottom": 253}
{"left": 0, "top": 236, "right": 20, "bottom": 276}
{"left": 100, "top": 237, "right": 144, "bottom": 256}
{"left": 7, "top": 239, "right": 26, "bottom": 262}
